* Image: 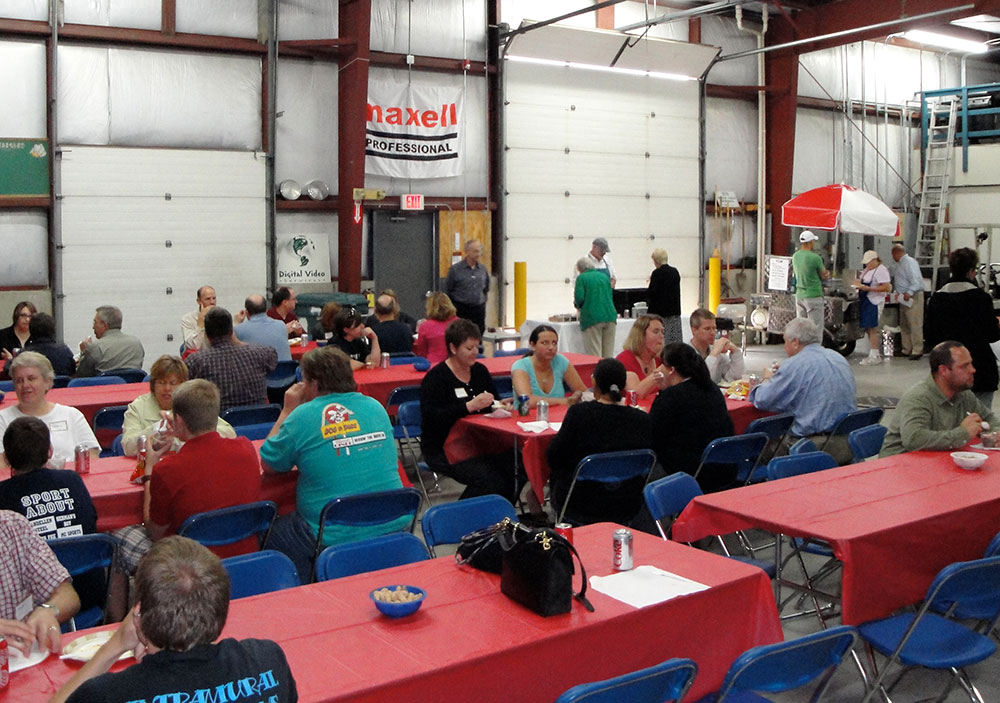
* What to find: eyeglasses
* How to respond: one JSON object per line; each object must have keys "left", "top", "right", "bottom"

{"left": 17, "top": 313, "right": 32, "bottom": 318}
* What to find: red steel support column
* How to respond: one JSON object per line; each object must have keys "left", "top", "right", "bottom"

{"left": 763, "top": 20, "right": 798, "bottom": 257}
{"left": 337, "top": 0, "right": 371, "bottom": 293}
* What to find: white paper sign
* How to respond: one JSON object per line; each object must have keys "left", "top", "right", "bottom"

{"left": 365, "top": 81, "right": 465, "bottom": 179}
{"left": 277, "top": 234, "right": 330, "bottom": 285}
{"left": 767, "top": 256, "right": 792, "bottom": 292}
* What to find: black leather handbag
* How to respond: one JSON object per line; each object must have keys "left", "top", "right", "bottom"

{"left": 498, "top": 525, "right": 595, "bottom": 617}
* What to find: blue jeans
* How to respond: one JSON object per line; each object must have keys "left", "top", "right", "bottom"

{"left": 266, "top": 511, "right": 317, "bottom": 583}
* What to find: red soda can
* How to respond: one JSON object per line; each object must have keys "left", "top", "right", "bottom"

{"left": 626, "top": 390, "right": 638, "bottom": 407}
{"left": 553, "top": 523, "right": 574, "bottom": 545}
{"left": 0, "top": 635, "right": 8, "bottom": 689}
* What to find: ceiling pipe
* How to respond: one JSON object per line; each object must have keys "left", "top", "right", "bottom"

{"left": 718, "top": 5, "right": 975, "bottom": 61}
{"left": 615, "top": 0, "right": 752, "bottom": 33}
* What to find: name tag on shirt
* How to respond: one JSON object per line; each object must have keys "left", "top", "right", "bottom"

{"left": 454, "top": 388, "right": 469, "bottom": 398}
{"left": 49, "top": 420, "right": 68, "bottom": 433}
{"left": 15, "top": 593, "right": 33, "bottom": 620}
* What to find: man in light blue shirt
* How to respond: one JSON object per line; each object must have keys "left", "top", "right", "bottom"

{"left": 749, "top": 317, "right": 857, "bottom": 464}
{"left": 234, "top": 294, "right": 292, "bottom": 362}
{"left": 890, "top": 243, "right": 925, "bottom": 360}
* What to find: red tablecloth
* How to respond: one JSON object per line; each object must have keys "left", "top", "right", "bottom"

{"left": 0, "top": 383, "right": 147, "bottom": 425}
{"left": 672, "top": 450, "right": 1000, "bottom": 624}
{"left": 445, "top": 397, "right": 770, "bottom": 503}
{"left": 16, "top": 524, "right": 781, "bottom": 702}
{"left": 291, "top": 340, "right": 316, "bottom": 360}
{"left": 2, "top": 440, "right": 410, "bottom": 532}
{"left": 355, "top": 353, "right": 601, "bottom": 407}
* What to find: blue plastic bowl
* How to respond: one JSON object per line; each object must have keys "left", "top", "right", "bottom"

{"left": 315, "top": 339, "right": 328, "bottom": 347}
{"left": 370, "top": 585, "right": 426, "bottom": 618}
{"left": 413, "top": 358, "right": 431, "bottom": 372}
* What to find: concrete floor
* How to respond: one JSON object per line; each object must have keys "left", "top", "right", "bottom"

{"left": 405, "top": 340, "right": 999, "bottom": 702}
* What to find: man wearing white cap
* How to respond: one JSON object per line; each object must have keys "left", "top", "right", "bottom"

{"left": 791, "top": 231, "right": 830, "bottom": 330}
{"left": 857, "top": 250, "right": 892, "bottom": 366}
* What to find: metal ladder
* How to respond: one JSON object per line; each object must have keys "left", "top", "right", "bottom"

{"left": 916, "top": 98, "right": 958, "bottom": 290}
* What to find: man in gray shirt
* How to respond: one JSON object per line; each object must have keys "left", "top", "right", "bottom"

{"left": 445, "top": 240, "right": 489, "bottom": 333}
{"left": 234, "top": 294, "right": 292, "bottom": 362}
{"left": 880, "top": 341, "right": 997, "bottom": 456}
{"left": 76, "top": 306, "right": 145, "bottom": 377}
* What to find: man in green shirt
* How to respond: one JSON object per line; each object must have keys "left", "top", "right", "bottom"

{"left": 791, "top": 230, "right": 830, "bottom": 331}
{"left": 880, "top": 341, "right": 997, "bottom": 456}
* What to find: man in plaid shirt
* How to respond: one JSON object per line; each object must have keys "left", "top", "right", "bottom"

{"left": 185, "top": 307, "right": 278, "bottom": 411}
{"left": 0, "top": 510, "right": 80, "bottom": 655}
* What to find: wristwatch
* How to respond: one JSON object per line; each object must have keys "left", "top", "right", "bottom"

{"left": 36, "top": 602, "right": 60, "bottom": 618}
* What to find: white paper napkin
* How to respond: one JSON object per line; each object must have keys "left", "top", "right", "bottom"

{"left": 589, "top": 565, "right": 709, "bottom": 608}
{"left": 485, "top": 408, "right": 512, "bottom": 419}
{"left": 516, "top": 421, "right": 561, "bottom": 433}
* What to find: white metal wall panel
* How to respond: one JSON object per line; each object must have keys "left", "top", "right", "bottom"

{"left": 176, "top": 0, "right": 258, "bottom": 38}
{"left": 59, "top": 147, "right": 266, "bottom": 366}
{"left": 371, "top": 0, "right": 487, "bottom": 61}
{"left": 0, "top": 41, "right": 47, "bottom": 138}
{"left": 504, "top": 59, "right": 704, "bottom": 324}
{"left": 278, "top": 0, "right": 339, "bottom": 41}
{"left": 275, "top": 59, "right": 338, "bottom": 189}
{"left": 0, "top": 212, "right": 47, "bottom": 287}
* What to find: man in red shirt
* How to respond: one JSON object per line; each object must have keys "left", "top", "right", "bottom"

{"left": 112, "top": 379, "right": 262, "bottom": 606}
{"left": 267, "top": 287, "right": 305, "bottom": 338}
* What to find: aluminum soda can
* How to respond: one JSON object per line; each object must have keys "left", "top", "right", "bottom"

{"left": 747, "top": 374, "right": 760, "bottom": 392}
{"left": 380, "top": 352, "right": 391, "bottom": 369}
{"left": 0, "top": 635, "right": 8, "bottom": 689}
{"left": 613, "top": 528, "right": 634, "bottom": 571}
{"left": 516, "top": 394, "right": 530, "bottom": 416}
{"left": 536, "top": 399, "right": 549, "bottom": 423}
{"left": 74, "top": 444, "right": 90, "bottom": 475}
{"left": 554, "top": 523, "right": 574, "bottom": 545}
{"left": 626, "top": 389, "right": 638, "bottom": 407}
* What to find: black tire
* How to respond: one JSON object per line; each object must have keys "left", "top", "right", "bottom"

{"left": 823, "top": 334, "right": 856, "bottom": 357}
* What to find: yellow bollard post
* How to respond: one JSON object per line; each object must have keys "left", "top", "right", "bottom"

{"left": 514, "top": 261, "right": 527, "bottom": 330}
{"left": 708, "top": 248, "right": 721, "bottom": 313}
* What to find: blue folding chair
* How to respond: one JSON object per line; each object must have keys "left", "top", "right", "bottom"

{"left": 178, "top": 500, "right": 278, "bottom": 550}
{"left": 315, "top": 532, "right": 430, "bottom": 581}
{"left": 93, "top": 404, "right": 128, "bottom": 453}
{"left": 859, "top": 556, "right": 1000, "bottom": 703}
{"left": 100, "top": 367, "right": 146, "bottom": 383}
{"left": 493, "top": 375, "right": 514, "bottom": 399}
{"left": 386, "top": 384, "right": 422, "bottom": 411}
{"left": 986, "top": 531, "right": 1000, "bottom": 558}
{"left": 789, "top": 437, "right": 819, "bottom": 455}
{"left": 766, "top": 451, "right": 838, "bottom": 481}
{"left": 643, "top": 473, "right": 776, "bottom": 578}
{"left": 48, "top": 533, "right": 118, "bottom": 630}
{"left": 555, "top": 657, "right": 698, "bottom": 703}
{"left": 932, "top": 531, "right": 1000, "bottom": 623}
{"left": 221, "top": 403, "right": 282, "bottom": 427}
{"left": 68, "top": 376, "right": 126, "bottom": 387}
{"left": 817, "top": 407, "right": 884, "bottom": 454}
{"left": 847, "top": 424, "right": 888, "bottom": 462}
{"left": 313, "top": 487, "right": 423, "bottom": 566}
{"left": 390, "top": 355, "right": 429, "bottom": 366}
{"left": 267, "top": 360, "right": 299, "bottom": 389}
{"left": 692, "top": 433, "right": 769, "bottom": 488}
{"left": 557, "top": 449, "right": 657, "bottom": 525}
{"left": 706, "top": 626, "right": 859, "bottom": 702}
{"left": 421, "top": 494, "right": 518, "bottom": 556}
{"left": 109, "top": 434, "right": 125, "bottom": 456}
{"left": 233, "top": 423, "right": 273, "bottom": 440}
{"left": 0, "top": 380, "right": 11, "bottom": 392}
{"left": 743, "top": 413, "right": 795, "bottom": 483}
{"left": 396, "top": 401, "right": 435, "bottom": 504}
{"left": 222, "top": 550, "right": 300, "bottom": 599}
{"left": 388, "top": 351, "right": 416, "bottom": 358}
{"left": 493, "top": 348, "right": 531, "bottom": 358}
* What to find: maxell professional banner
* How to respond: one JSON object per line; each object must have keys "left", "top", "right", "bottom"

{"left": 365, "top": 81, "right": 464, "bottom": 179}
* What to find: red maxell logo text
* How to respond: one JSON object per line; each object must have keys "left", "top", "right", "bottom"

{"left": 366, "top": 102, "right": 458, "bottom": 128}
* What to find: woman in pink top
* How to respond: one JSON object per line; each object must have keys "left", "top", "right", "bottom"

{"left": 414, "top": 292, "right": 458, "bottom": 364}
{"left": 615, "top": 314, "right": 665, "bottom": 399}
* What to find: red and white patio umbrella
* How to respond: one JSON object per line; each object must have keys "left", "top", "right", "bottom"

{"left": 781, "top": 183, "right": 899, "bottom": 237}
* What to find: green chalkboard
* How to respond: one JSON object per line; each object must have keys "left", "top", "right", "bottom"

{"left": 0, "top": 138, "right": 50, "bottom": 197}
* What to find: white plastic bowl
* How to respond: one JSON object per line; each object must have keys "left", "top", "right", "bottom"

{"left": 951, "top": 451, "right": 988, "bottom": 470}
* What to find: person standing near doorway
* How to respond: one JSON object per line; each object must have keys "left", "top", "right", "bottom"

{"left": 446, "top": 240, "right": 490, "bottom": 334}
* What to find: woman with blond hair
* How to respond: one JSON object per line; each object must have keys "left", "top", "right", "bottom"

{"left": 647, "top": 248, "right": 682, "bottom": 343}
{"left": 415, "top": 292, "right": 459, "bottom": 364}
{"left": 616, "top": 314, "right": 665, "bottom": 399}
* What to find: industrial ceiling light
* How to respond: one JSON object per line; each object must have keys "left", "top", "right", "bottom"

{"left": 505, "top": 54, "right": 697, "bottom": 81}
{"left": 901, "top": 29, "right": 988, "bottom": 53}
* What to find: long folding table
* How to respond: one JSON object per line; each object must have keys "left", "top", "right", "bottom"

{"left": 0, "top": 382, "right": 147, "bottom": 424}
{"left": 672, "top": 449, "right": 1000, "bottom": 624}
{"left": 444, "top": 397, "right": 772, "bottom": 503}
{"left": 16, "top": 524, "right": 782, "bottom": 702}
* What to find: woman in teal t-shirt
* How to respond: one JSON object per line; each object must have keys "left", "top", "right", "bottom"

{"left": 511, "top": 325, "right": 587, "bottom": 409}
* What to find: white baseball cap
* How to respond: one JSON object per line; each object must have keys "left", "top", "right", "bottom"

{"left": 799, "top": 230, "right": 819, "bottom": 243}
{"left": 861, "top": 250, "right": 879, "bottom": 265}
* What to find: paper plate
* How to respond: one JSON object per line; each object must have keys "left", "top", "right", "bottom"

{"left": 969, "top": 443, "right": 1000, "bottom": 452}
{"left": 9, "top": 644, "right": 49, "bottom": 673}
{"left": 60, "top": 630, "right": 133, "bottom": 662}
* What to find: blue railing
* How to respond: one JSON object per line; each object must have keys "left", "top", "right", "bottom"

{"left": 921, "top": 83, "right": 1000, "bottom": 173}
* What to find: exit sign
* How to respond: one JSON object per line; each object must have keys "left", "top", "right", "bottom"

{"left": 402, "top": 193, "right": 424, "bottom": 210}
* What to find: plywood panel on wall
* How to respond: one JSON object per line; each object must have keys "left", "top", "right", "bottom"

{"left": 438, "top": 210, "right": 492, "bottom": 276}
